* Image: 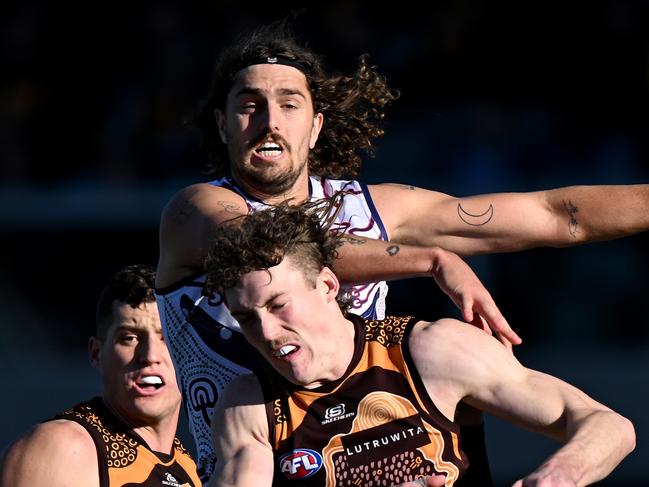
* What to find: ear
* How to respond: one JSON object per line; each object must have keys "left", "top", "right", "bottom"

{"left": 318, "top": 266, "right": 339, "bottom": 302}
{"left": 214, "top": 109, "right": 227, "bottom": 144}
{"left": 88, "top": 337, "right": 102, "bottom": 370}
{"left": 309, "top": 112, "right": 324, "bottom": 149}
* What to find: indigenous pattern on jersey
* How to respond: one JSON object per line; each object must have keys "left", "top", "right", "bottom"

{"left": 155, "top": 176, "right": 389, "bottom": 482}
{"left": 261, "top": 315, "right": 473, "bottom": 486}
{"left": 51, "top": 397, "right": 200, "bottom": 487}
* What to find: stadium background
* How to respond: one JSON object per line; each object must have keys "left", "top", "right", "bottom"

{"left": 1, "top": 1, "right": 648, "bottom": 485}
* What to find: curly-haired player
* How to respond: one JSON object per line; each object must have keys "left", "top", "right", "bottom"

{"left": 203, "top": 203, "right": 634, "bottom": 487}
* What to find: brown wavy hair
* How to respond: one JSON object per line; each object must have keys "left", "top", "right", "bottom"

{"left": 204, "top": 197, "right": 343, "bottom": 295}
{"left": 194, "top": 20, "right": 399, "bottom": 179}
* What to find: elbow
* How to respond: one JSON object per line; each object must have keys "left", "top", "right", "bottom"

{"left": 619, "top": 415, "right": 636, "bottom": 457}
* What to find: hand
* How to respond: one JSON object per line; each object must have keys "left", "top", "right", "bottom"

{"left": 430, "top": 247, "right": 522, "bottom": 349}
{"left": 512, "top": 463, "right": 579, "bottom": 487}
{"left": 391, "top": 474, "right": 447, "bottom": 487}
{"left": 512, "top": 474, "right": 578, "bottom": 487}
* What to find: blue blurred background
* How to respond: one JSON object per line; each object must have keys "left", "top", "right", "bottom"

{"left": 1, "top": 1, "right": 647, "bottom": 485}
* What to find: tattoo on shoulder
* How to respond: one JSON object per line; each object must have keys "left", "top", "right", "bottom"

{"left": 217, "top": 200, "right": 243, "bottom": 213}
{"left": 563, "top": 200, "right": 579, "bottom": 238}
{"left": 386, "top": 245, "right": 400, "bottom": 256}
{"left": 457, "top": 203, "right": 494, "bottom": 226}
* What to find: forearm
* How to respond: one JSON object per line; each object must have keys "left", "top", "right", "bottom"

{"left": 332, "top": 234, "right": 440, "bottom": 285}
{"left": 531, "top": 409, "right": 635, "bottom": 486}
{"left": 544, "top": 184, "right": 649, "bottom": 245}
{"left": 371, "top": 183, "right": 649, "bottom": 256}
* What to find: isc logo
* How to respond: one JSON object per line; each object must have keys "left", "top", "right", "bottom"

{"left": 278, "top": 449, "right": 323, "bottom": 479}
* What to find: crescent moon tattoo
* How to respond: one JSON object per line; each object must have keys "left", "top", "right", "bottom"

{"left": 457, "top": 203, "right": 494, "bottom": 226}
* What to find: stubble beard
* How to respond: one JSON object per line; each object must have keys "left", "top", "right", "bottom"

{"left": 235, "top": 156, "right": 308, "bottom": 197}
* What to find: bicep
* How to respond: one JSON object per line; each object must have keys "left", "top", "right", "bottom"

{"left": 464, "top": 354, "right": 606, "bottom": 442}
{"left": 0, "top": 420, "right": 98, "bottom": 487}
{"left": 369, "top": 184, "right": 562, "bottom": 255}
{"left": 210, "top": 376, "right": 274, "bottom": 487}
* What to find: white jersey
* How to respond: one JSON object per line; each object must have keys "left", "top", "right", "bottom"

{"left": 155, "top": 176, "right": 389, "bottom": 482}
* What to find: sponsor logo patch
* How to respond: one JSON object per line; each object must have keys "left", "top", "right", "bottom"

{"left": 278, "top": 449, "right": 323, "bottom": 479}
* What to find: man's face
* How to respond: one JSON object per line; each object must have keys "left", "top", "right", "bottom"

{"left": 216, "top": 64, "right": 324, "bottom": 197}
{"left": 226, "top": 258, "right": 349, "bottom": 388}
{"left": 89, "top": 301, "right": 181, "bottom": 426}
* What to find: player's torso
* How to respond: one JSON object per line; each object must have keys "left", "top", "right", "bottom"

{"left": 52, "top": 398, "right": 200, "bottom": 487}
{"left": 265, "top": 316, "right": 469, "bottom": 487}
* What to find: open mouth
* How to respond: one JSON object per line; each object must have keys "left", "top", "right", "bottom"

{"left": 255, "top": 142, "right": 283, "bottom": 157}
{"left": 273, "top": 344, "right": 299, "bottom": 359}
{"left": 137, "top": 375, "right": 164, "bottom": 391}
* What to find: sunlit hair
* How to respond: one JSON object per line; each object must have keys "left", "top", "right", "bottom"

{"left": 204, "top": 196, "right": 344, "bottom": 296}
{"left": 95, "top": 264, "right": 156, "bottom": 340}
{"left": 193, "top": 19, "right": 399, "bottom": 179}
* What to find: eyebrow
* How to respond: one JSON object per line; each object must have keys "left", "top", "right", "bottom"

{"left": 234, "top": 86, "right": 307, "bottom": 99}
{"left": 231, "top": 292, "right": 285, "bottom": 315}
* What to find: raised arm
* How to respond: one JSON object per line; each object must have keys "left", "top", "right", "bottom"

{"left": 370, "top": 183, "right": 649, "bottom": 256}
{"left": 334, "top": 237, "right": 520, "bottom": 347}
{"left": 0, "top": 420, "right": 98, "bottom": 487}
{"left": 208, "top": 374, "right": 274, "bottom": 487}
{"left": 410, "top": 319, "right": 635, "bottom": 486}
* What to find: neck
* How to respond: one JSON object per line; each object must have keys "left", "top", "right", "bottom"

{"left": 233, "top": 171, "right": 311, "bottom": 206}
{"left": 103, "top": 398, "right": 180, "bottom": 454}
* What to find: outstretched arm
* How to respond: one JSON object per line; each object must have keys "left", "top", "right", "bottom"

{"left": 208, "top": 374, "right": 274, "bottom": 487}
{"left": 410, "top": 320, "right": 636, "bottom": 486}
{"left": 370, "top": 183, "right": 649, "bottom": 256}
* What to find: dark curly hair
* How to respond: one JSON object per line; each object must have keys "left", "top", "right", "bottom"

{"left": 95, "top": 264, "right": 156, "bottom": 340}
{"left": 194, "top": 19, "right": 399, "bottom": 179}
{"left": 204, "top": 197, "right": 344, "bottom": 296}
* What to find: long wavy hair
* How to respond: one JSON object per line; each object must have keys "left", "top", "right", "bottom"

{"left": 194, "top": 20, "right": 399, "bottom": 179}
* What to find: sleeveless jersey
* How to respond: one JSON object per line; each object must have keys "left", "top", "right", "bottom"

{"left": 155, "top": 176, "right": 389, "bottom": 481}
{"left": 261, "top": 315, "right": 478, "bottom": 486}
{"left": 51, "top": 397, "right": 200, "bottom": 487}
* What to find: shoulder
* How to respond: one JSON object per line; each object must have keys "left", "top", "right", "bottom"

{"left": 408, "top": 318, "right": 515, "bottom": 381}
{"left": 1, "top": 419, "right": 98, "bottom": 486}
{"left": 161, "top": 182, "right": 247, "bottom": 224}
{"left": 220, "top": 373, "right": 266, "bottom": 409}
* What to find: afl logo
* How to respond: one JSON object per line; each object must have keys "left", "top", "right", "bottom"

{"left": 279, "top": 449, "right": 323, "bottom": 479}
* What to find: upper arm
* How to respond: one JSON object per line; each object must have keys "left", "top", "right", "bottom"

{"left": 209, "top": 374, "right": 274, "bottom": 487}
{"left": 0, "top": 420, "right": 99, "bottom": 487}
{"left": 410, "top": 320, "right": 611, "bottom": 441}
{"left": 369, "top": 183, "right": 561, "bottom": 255}
{"left": 157, "top": 183, "right": 248, "bottom": 287}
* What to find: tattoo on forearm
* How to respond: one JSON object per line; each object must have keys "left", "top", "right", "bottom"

{"left": 457, "top": 203, "right": 494, "bottom": 226}
{"left": 341, "top": 235, "right": 366, "bottom": 245}
{"left": 386, "top": 245, "right": 400, "bottom": 256}
{"left": 563, "top": 200, "right": 579, "bottom": 238}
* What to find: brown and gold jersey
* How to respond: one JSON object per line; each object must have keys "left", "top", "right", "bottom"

{"left": 51, "top": 397, "right": 200, "bottom": 487}
{"left": 261, "top": 315, "right": 479, "bottom": 487}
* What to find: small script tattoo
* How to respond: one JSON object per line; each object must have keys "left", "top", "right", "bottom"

{"left": 386, "top": 245, "right": 400, "bottom": 256}
{"left": 341, "top": 235, "right": 366, "bottom": 245}
{"left": 563, "top": 199, "right": 579, "bottom": 238}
